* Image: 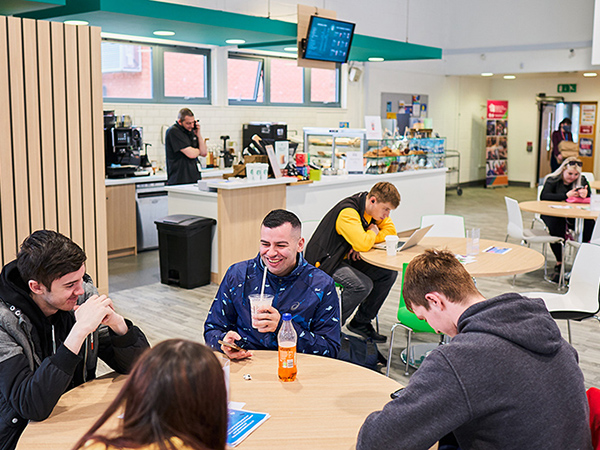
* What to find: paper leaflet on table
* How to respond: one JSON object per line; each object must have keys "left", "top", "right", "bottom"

{"left": 227, "top": 408, "right": 270, "bottom": 447}
{"left": 483, "top": 246, "right": 512, "bottom": 255}
{"left": 455, "top": 255, "right": 476, "bottom": 264}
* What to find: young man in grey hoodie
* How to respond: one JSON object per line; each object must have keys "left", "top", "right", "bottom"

{"left": 357, "top": 249, "right": 591, "bottom": 450}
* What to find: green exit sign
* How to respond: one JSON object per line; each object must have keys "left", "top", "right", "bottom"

{"left": 558, "top": 83, "right": 577, "bottom": 93}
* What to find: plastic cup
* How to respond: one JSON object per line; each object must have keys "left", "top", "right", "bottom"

{"left": 385, "top": 235, "right": 399, "bottom": 256}
{"left": 249, "top": 294, "right": 274, "bottom": 328}
{"left": 467, "top": 228, "right": 480, "bottom": 257}
{"left": 218, "top": 354, "right": 230, "bottom": 401}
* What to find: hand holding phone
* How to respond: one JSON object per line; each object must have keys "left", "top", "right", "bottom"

{"left": 218, "top": 339, "right": 243, "bottom": 351}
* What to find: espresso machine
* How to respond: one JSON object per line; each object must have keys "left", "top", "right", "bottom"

{"left": 104, "top": 110, "right": 143, "bottom": 178}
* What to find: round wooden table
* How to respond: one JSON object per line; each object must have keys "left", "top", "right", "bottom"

{"left": 360, "top": 237, "right": 545, "bottom": 277}
{"left": 519, "top": 200, "right": 598, "bottom": 242}
{"left": 590, "top": 180, "right": 600, "bottom": 191}
{"left": 17, "top": 351, "right": 405, "bottom": 450}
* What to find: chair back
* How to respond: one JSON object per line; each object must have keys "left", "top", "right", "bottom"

{"left": 398, "top": 263, "right": 435, "bottom": 333}
{"left": 582, "top": 172, "right": 596, "bottom": 195}
{"left": 504, "top": 196, "right": 525, "bottom": 240}
{"left": 565, "top": 243, "right": 600, "bottom": 314}
{"left": 590, "top": 219, "right": 600, "bottom": 246}
{"left": 420, "top": 214, "right": 465, "bottom": 238}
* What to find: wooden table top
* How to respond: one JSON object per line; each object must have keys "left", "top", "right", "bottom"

{"left": 18, "top": 351, "right": 404, "bottom": 450}
{"left": 590, "top": 180, "right": 600, "bottom": 191}
{"left": 360, "top": 237, "right": 545, "bottom": 277}
{"left": 519, "top": 200, "right": 599, "bottom": 220}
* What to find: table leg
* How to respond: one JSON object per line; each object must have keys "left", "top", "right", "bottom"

{"left": 575, "top": 218, "right": 584, "bottom": 243}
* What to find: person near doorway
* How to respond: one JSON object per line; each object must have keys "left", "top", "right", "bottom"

{"left": 551, "top": 118, "right": 573, "bottom": 172}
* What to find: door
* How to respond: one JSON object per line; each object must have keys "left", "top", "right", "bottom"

{"left": 537, "top": 103, "right": 555, "bottom": 183}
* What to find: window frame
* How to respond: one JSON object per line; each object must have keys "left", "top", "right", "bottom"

{"left": 226, "top": 54, "right": 265, "bottom": 105}
{"left": 228, "top": 52, "right": 341, "bottom": 108}
{"left": 101, "top": 39, "right": 211, "bottom": 104}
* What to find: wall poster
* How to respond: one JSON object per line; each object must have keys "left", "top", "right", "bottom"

{"left": 485, "top": 100, "right": 509, "bottom": 187}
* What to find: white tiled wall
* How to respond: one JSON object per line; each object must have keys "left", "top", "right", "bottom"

{"left": 103, "top": 103, "right": 356, "bottom": 169}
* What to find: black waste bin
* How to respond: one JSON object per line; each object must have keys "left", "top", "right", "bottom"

{"left": 155, "top": 215, "right": 216, "bottom": 289}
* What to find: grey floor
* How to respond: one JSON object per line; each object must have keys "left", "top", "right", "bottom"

{"left": 107, "top": 185, "right": 600, "bottom": 388}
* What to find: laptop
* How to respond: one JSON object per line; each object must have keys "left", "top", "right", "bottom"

{"left": 374, "top": 224, "right": 434, "bottom": 252}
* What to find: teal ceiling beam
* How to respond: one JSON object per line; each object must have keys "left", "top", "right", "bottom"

{"left": 14, "top": 0, "right": 442, "bottom": 62}
{"left": 0, "top": 0, "right": 64, "bottom": 16}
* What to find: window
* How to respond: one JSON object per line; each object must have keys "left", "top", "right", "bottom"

{"left": 228, "top": 57, "right": 264, "bottom": 102}
{"left": 101, "top": 40, "right": 210, "bottom": 103}
{"left": 228, "top": 53, "right": 340, "bottom": 107}
{"left": 102, "top": 42, "right": 152, "bottom": 99}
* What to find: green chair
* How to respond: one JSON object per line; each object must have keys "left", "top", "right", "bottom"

{"left": 386, "top": 263, "right": 437, "bottom": 376}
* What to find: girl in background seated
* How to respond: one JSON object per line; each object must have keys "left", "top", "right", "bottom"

{"left": 540, "top": 156, "right": 594, "bottom": 281}
{"left": 73, "top": 339, "right": 227, "bottom": 450}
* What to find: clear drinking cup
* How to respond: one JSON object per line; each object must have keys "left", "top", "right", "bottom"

{"left": 249, "top": 294, "right": 274, "bottom": 328}
{"left": 385, "top": 235, "right": 399, "bottom": 256}
{"left": 467, "top": 228, "right": 480, "bottom": 257}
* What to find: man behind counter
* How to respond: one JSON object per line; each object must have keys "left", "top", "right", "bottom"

{"left": 165, "top": 107, "right": 208, "bottom": 185}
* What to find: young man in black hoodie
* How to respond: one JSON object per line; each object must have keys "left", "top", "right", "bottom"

{"left": 357, "top": 249, "right": 591, "bottom": 450}
{"left": 0, "top": 230, "right": 149, "bottom": 450}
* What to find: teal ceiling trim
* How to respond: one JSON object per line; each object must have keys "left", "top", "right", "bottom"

{"left": 16, "top": 0, "right": 441, "bottom": 62}
{"left": 0, "top": 0, "right": 64, "bottom": 16}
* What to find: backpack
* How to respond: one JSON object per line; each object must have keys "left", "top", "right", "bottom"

{"left": 337, "top": 333, "right": 386, "bottom": 371}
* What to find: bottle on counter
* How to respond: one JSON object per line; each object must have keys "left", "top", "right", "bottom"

{"left": 278, "top": 313, "right": 297, "bottom": 382}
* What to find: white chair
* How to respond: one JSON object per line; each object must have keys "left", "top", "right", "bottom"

{"left": 420, "top": 214, "right": 465, "bottom": 238}
{"left": 565, "top": 218, "right": 600, "bottom": 264}
{"left": 582, "top": 172, "right": 596, "bottom": 194}
{"left": 522, "top": 243, "right": 600, "bottom": 344}
{"left": 530, "top": 185, "right": 547, "bottom": 229}
{"left": 504, "top": 196, "right": 565, "bottom": 288}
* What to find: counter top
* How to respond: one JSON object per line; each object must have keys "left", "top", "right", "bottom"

{"left": 287, "top": 168, "right": 446, "bottom": 188}
{"left": 104, "top": 168, "right": 232, "bottom": 186}
{"left": 105, "top": 172, "right": 167, "bottom": 186}
{"left": 206, "top": 177, "right": 297, "bottom": 190}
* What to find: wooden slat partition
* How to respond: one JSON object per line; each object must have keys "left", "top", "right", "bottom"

{"left": 0, "top": 16, "right": 108, "bottom": 294}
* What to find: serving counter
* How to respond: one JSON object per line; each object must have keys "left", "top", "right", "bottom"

{"left": 166, "top": 168, "right": 446, "bottom": 283}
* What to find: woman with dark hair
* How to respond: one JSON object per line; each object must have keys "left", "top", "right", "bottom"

{"left": 73, "top": 339, "right": 228, "bottom": 450}
{"left": 541, "top": 156, "right": 594, "bottom": 281}
{"left": 551, "top": 118, "right": 573, "bottom": 172}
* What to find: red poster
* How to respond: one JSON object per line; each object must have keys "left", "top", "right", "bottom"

{"left": 487, "top": 100, "right": 509, "bottom": 120}
{"left": 580, "top": 125, "right": 593, "bottom": 135}
{"left": 486, "top": 100, "right": 508, "bottom": 188}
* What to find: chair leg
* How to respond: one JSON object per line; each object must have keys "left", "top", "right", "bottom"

{"left": 386, "top": 323, "right": 400, "bottom": 377}
{"left": 405, "top": 329, "right": 413, "bottom": 376}
{"left": 566, "top": 320, "right": 572, "bottom": 344}
{"left": 558, "top": 242, "right": 565, "bottom": 291}
{"left": 375, "top": 314, "right": 379, "bottom": 334}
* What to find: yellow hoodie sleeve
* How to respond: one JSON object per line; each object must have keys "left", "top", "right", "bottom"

{"left": 335, "top": 208, "right": 378, "bottom": 252}
{"left": 374, "top": 217, "right": 397, "bottom": 243}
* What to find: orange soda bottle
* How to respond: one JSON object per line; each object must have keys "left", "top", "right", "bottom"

{"left": 278, "top": 313, "right": 297, "bottom": 382}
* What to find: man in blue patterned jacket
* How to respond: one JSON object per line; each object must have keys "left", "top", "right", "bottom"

{"left": 204, "top": 209, "right": 341, "bottom": 359}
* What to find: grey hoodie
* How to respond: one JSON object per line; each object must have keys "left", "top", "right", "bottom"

{"left": 357, "top": 293, "right": 591, "bottom": 450}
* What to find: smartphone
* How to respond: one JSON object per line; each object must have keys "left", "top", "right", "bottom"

{"left": 390, "top": 387, "right": 405, "bottom": 399}
{"left": 218, "top": 339, "right": 243, "bottom": 351}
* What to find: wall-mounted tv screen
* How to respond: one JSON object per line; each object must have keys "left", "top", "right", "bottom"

{"left": 302, "top": 16, "right": 356, "bottom": 64}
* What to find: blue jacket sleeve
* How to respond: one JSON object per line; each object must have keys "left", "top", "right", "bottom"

{"left": 294, "top": 278, "right": 341, "bottom": 358}
{"left": 204, "top": 267, "right": 239, "bottom": 351}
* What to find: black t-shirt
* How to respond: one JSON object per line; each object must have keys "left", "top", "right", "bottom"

{"left": 165, "top": 122, "right": 201, "bottom": 185}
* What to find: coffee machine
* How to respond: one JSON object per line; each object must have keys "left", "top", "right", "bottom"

{"left": 104, "top": 111, "right": 142, "bottom": 178}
